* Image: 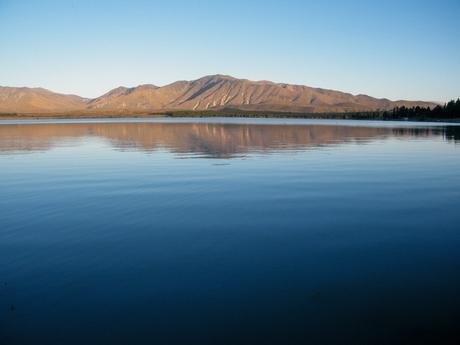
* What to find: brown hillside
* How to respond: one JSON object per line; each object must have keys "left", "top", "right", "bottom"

{"left": 0, "top": 76, "right": 437, "bottom": 115}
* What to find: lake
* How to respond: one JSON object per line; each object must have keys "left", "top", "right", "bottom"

{"left": 1, "top": 118, "right": 460, "bottom": 344}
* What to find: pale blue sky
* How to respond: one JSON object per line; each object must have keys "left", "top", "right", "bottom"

{"left": 1, "top": 0, "right": 459, "bottom": 102}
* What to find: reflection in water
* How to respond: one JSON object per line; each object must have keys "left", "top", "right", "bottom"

{"left": 444, "top": 125, "right": 460, "bottom": 143}
{"left": 0, "top": 122, "right": 453, "bottom": 157}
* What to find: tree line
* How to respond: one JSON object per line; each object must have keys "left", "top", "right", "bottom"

{"left": 384, "top": 99, "right": 460, "bottom": 120}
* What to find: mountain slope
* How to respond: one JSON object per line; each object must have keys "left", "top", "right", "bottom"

{"left": 83, "top": 75, "right": 439, "bottom": 113}
{"left": 0, "top": 87, "right": 87, "bottom": 114}
{"left": 1, "top": 76, "right": 437, "bottom": 114}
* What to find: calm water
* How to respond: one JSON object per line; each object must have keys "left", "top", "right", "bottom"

{"left": 1, "top": 119, "right": 460, "bottom": 345}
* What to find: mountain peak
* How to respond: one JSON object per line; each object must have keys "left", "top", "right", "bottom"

{"left": 135, "top": 84, "right": 159, "bottom": 90}
{"left": 195, "top": 74, "right": 238, "bottom": 83}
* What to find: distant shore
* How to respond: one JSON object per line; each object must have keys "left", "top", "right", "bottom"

{"left": 0, "top": 113, "right": 167, "bottom": 120}
{"left": 1, "top": 111, "right": 459, "bottom": 123}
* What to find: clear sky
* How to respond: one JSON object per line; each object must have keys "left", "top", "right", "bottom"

{"left": 1, "top": 0, "right": 459, "bottom": 102}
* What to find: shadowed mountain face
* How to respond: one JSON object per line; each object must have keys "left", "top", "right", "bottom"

{"left": 0, "top": 75, "right": 437, "bottom": 114}
{"left": 0, "top": 122, "right": 451, "bottom": 158}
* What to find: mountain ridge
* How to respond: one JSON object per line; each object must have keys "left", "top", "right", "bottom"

{"left": 0, "top": 75, "right": 438, "bottom": 115}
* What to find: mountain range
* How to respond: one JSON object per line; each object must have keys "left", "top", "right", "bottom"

{"left": 0, "top": 75, "right": 437, "bottom": 115}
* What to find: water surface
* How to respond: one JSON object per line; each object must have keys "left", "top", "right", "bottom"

{"left": 1, "top": 119, "right": 460, "bottom": 344}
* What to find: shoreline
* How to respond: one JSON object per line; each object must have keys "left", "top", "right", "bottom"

{"left": 1, "top": 112, "right": 459, "bottom": 123}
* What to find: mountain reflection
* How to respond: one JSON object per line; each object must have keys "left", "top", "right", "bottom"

{"left": 0, "top": 122, "right": 454, "bottom": 158}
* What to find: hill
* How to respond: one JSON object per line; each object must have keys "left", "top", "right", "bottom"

{"left": 0, "top": 75, "right": 437, "bottom": 115}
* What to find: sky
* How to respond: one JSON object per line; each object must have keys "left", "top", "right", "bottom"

{"left": 0, "top": 0, "right": 459, "bottom": 103}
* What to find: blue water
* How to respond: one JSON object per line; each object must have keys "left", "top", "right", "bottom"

{"left": 1, "top": 119, "right": 460, "bottom": 344}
